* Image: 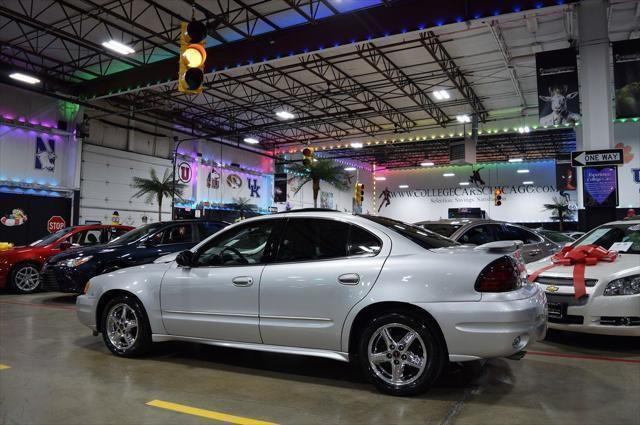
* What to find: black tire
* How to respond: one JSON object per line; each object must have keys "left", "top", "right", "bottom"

{"left": 10, "top": 262, "right": 42, "bottom": 294}
{"left": 358, "top": 312, "right": 445, "bottom": 396}
{"left": 100, "top": 294, "right": 152, "bottom": 357}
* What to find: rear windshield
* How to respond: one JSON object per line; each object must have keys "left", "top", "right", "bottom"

{"left": 418, "top": 223, "right": 462, "bottom": 238}
{"left": 362, "top": 215, "right": 458, "bottom": 249}
{"left": 108, "top": 223, "right": 163, "bottom": 245}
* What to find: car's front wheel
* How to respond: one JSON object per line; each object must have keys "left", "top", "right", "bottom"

{"left": 358, "top": 312, "right": 445, "bottom": 396}
{"left": 101, "top": 294, "right": 152, "bottom": 357}
{"left": 11, "top": 263, "right": 41, "bottom": 294}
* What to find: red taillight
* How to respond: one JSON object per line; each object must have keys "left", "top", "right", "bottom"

{"left": 475, "top": 256, "right": 522, "bottom": 292}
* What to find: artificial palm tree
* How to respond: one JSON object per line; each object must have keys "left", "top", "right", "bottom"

{"left": 543, "top": 196, "right": 574, "bottom": 232}
{"left": 288, "top": 159, "right": 348, "bottom": 208}
{"left": 131, "top": 168, "right": 185, "bottom": 222}
{"left": 230, "top": 197, "right": 255, "bottom": 221}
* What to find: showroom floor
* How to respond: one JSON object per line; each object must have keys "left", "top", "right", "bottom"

{"left": 0, "top": 293, "right": 638, "bottom": 425}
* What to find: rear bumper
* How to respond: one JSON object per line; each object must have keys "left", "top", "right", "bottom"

{"left": 420, "top": 286, "right": 547, "bottom": 361}
{"left": 76, "top": 294, "right": 97, "bottom": 331}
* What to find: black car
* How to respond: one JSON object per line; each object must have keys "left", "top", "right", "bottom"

{"left": 41, "top": 219, "right": 227, "bottom": 293}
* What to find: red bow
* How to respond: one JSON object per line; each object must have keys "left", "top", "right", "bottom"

{"left": 528, "top": 244, "right": 618, "bottom": 298}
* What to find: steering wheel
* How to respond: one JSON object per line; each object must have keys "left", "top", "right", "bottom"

{"left": 219, "top": 246, "right": 249, "bottom": 264}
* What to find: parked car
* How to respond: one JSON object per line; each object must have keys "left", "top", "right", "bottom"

{"left": 528, "top": 219, "right": 640, "bottom": 336}
{"left": 42, "top": 219, "right": 227, "bottom": 293}
{"left": 537, "top": 229, "right": 575, "bottom": 244}
{"left": 415, "top": 219, "right": 561, "bottom": 263}
{"left": 565, "top": 231, "right": 585, "bottom": 240}
{"left": 0, "top": 224, "right": 133, "bottom": 294}
{"left": 77, "top": 211, "right": 546, "bottom": 396}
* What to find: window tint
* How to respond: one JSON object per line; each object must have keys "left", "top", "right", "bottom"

{"left": 196, "top": 220, "right": 277, "bottom": 266}
{"left": 419, "top": 223, "right": 462, "bottom": 238}
{"left": 458, "top": 225, "right": 496, "bottom": 245}
{"left": 107, "top": 227, "right": 130, "bottom": 242}
{"left": 70, "top": 229, "right": 103, "bottom": 246}
{"left": 197, "top": 222, "right": 224, "bottom": 239}
{"left": 348, "top": 225, "right": 382, "bottom": 256}
{"left": 362, "top": 215, "right": 457, "bottom": 249}
{"left": 575, "top": 224, "right": 640, "bottom": 254}
{"left": 496, "top": 225, "right": 541, "bottom": 244}
{"left": 277, "top": 218, "right": 349, "bottom": 262}
{"left": 150, "top": 224, "right": 193, "bottom": 244}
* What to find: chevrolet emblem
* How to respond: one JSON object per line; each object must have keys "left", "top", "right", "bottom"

{"left": 546, "top": 285, "right": 560, "bottom": 293}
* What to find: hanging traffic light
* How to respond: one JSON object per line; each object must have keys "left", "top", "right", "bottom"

{"left": 356, "top": 183, "right": 365, "bottom": 206}
{"left": 494, "top": 188, "right": 503, "bottom": 206}
{"left": 179, "top": 20, "right": 207, "bottom": 94}
{"left": 302, "top": 147, "right": 314, "bottom": 166}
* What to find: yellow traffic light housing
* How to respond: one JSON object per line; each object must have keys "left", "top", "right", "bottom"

{"left": 355, "top": 182, "right": 365, "bottom": 206}
{"left": 302, "top": 147, "right": 314, "bottom": 166}
{"left": 494, "top": 188, "right": 503, "bottom": 206}
{"left": 179, "top": 21, "right": 207, "bottom": 94}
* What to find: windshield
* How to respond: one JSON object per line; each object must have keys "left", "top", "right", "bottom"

{"left": 540, "top": 230, "right": 574, "bottom": 243}
{"left": 574, "top": 223, "right": 640, "bottom": 254}
{"left": 29, "top": 228, "right": 72, "bottom": 246}
{"left": 418, "top": 223, "right": 462, "bottom": 238}
{"left": 363, "top": 215, "right": 458, "bottom": 249}
{"left": 108, "top": 223, "right": 163, "bottom": 245}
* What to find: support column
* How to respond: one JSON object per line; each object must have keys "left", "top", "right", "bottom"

{"left": 576, "top": 0, "right": 613, "bottom": 151}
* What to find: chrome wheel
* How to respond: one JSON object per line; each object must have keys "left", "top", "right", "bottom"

{"left": 14, "top": 265, "right": 41, "bottom": 292}
{"left": 106, "top": 303, "right": 139, "bottom": 352}
{"left": 368, "top": 323, "right": 427, "bottom": 387}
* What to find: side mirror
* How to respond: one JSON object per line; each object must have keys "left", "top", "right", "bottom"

{"left": 58, "top": 241, "right": 72, "bottom": 251}
{"left": 176, "top": 250, "right": 194, "bottom": 267}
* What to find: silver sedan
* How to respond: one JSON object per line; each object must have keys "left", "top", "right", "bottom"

{"left": 77, "top": 211, "right": 546, "bottom": 396}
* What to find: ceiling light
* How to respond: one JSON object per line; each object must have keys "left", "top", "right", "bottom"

{"left": 399, "top": 184, "right": 409, "bottom": 189}
{"left": 243, "top": 137, "right": 259, "bottom": 144}
{"left": 350, "top": 142, "right": 363, "bottom": 149}
{"left": 275, "top": 110, "right": 294, "bottom": 120}
{"left": 508, "top": 158, "right": 523, "bottom": 163}
{"left": 432, "top": 89, "right": 450, "bottom": 100}
{"left": 517, "top": 169, "right": 530, "bottom": 174}
{"left": 517, "top": 126, "right": 530, "bottom": 134}
{"left": 374, "top": 176, "right": 386, "bottom": 181}
{"left": 102, "top": 40, "right": 135, "bottom": 55}
{"left": 443, "top": 173, "right": 455, "bottom": 177}
{"left": 523, "top": 181, "right": 534, "bottom": 185}
{"left": 459, "top": 182, "right": 470, "bottom": 186}
{"left": 420, "top": 161, "right": 434, "bottom": 167}
{"left": 344, "top": 167, "right": 356, "bottom": 171}
{"left": 9, "top": 73, "right": 40, "bottom": 84}
{"left": 456, "top": 114, "right": 471, "bottom": 123}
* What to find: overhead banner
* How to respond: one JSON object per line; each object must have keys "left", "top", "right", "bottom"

{"left": 536, "top": 48, "right": 580, "bottom": 126}
{"left": 613, "top": 39, "right": 640, "bottom": 119}
{"left": 582, "top": 166, "right": 619, "bottom": 208}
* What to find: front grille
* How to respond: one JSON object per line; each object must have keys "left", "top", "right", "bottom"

{"left": 536, "top": 276, "right": 598, "bottom": 287}
{"left": 549, "top": 315, "right": 584, "bottom": 325}
{"left": 40, "top": 270, "right": 60, "bottom": 291}
{"left": 546, "top": 293, "right": 589, "bottom": 307}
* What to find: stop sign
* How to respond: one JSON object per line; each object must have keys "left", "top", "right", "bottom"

{"left": 47, "top": 216, "right": 66, "bottom": 233}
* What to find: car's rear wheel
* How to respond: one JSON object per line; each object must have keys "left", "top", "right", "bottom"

{"left": 101, "top": 294, "right": 152, "bottom": 357}
{"left": 11, "top": 263, "right": 41, "bottom": 294}
{"left": 358, "top": 312, "right": 445, "bottom": 396}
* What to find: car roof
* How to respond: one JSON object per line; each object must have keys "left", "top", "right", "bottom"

{"left": 73, "top": 224, "right": 133, "bottom": 229}
{"left": 601, "top": 219, "right": 640, "bottom": 226}
{"left": 415, "top": 218, "right": 497, "bottom": 225}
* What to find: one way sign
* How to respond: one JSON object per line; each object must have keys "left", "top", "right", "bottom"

{"left": 571, "top": 149, "right": 624, "bottom": 167}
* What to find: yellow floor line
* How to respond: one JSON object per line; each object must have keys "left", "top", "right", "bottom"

{"left": 0, "top": 364, "right": 10, "bottom": 370}
{"left": 146, "top": 400, "right": 279, "bottom": 425}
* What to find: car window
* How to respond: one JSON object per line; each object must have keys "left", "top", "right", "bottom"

{"left": 363, "top": 215, "right": 457, "bottom": 249}
{"left": 70, "top": 229, "right": 102, "bottom": 246}
{"left": 458, "top": 224, "right": 496, "bottom": 245}
{"left": 541, "top": 231, "right": 574, "bottom": 243}
{"left": 196, "top": 220, "right": 277, "bottom": 266}
{"left": 276, "top": 218, "right": 350, "bottom": 262}
{"left": 496, "top": 225, "right": 542, "bottom": 244}
{"left": 29, "top": 227, "right": 72, "bottom": 246}
{"left": 574, "top": 224, "right": 640, "bottom": 254}
{"left": 156, "top": 224, "right": 193, "bottom": 244}
{"left": 109, "top": 223, "right": 163, "bottom": 245}
{"left": 107, "top": 227, "right": 130, "bottom": 242}
{"left": 348, "top": 225, "right": 382, "bottom": 256}
{"left": 418, "top": 223, "right": 461, "bottom": 238}
{"left": 197, "top": 222, "right": 225, "bottom": 240}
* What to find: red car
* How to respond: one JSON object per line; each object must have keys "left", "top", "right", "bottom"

{"left": 0, "top": 224, "right": 133, "bottom": 294}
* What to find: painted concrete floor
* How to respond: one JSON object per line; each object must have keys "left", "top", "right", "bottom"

{"left": 0, "top": 292, "right": 639, "bottom": 425}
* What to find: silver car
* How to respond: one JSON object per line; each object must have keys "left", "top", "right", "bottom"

{"left": 415, "top": 219, "right": 562, "bottom": 263}
{"left": 77, "top": 211, "right": 546, "bottom": 396}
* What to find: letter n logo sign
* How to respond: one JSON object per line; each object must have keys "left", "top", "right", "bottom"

{"left": 248, "top": 178, "right": 260, "bottom": 197}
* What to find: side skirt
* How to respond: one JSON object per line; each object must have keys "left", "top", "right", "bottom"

{"left": 151, "top": 334, "right": 351, "bottom": 362}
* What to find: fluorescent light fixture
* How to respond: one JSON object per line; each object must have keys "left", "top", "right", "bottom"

{"left": 399, "top": 184, "right": 409, "bottom": 189}
{"left": 459, "top": 182, "right": 470, "bottom": 186}
{"left": 508, "top": 158, "right": 523, "bottom": 163}
{"left": 9, "top": 73, "right": 40, "bottom": 84}
{"left": 350, "top": 142, "right": 363, "bottom": 149}
{"left": 420, "top": 161, "right": 434, "bottom": 167}
{"left": 517, "top": 169, "right": 530, "bottom": 174}
{"left": 102, "top": 40, "right": 135, "bottom": 55}
{"left": 432, "top": 89, "right": 450, "bottom": 100}
{"left": 443, "top": 173, "right": 455, "bottom": 177}
{"left": 374, "top": 176, "right": 386, "bottom": 181}
{"left": 523, "top": 181, "right": 534, "bottom": 185}
{"left": 275, "top": 110, "right": 295, "bottom": 120}
{"left": 243, "top": 137, "right": 259, "bottom": 144}
{"left": 344, "top": 167, "right": 356, "bottom": 171}
{"left": 456, "top": 114, "right": 471, "bottom": 123}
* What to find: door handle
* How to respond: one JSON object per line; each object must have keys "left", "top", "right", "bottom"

{"left": 338, "top": 273, "right": 360, "bottom": 285}
{"left": 232, "top": 276, "right": 253, "bottom": 287}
